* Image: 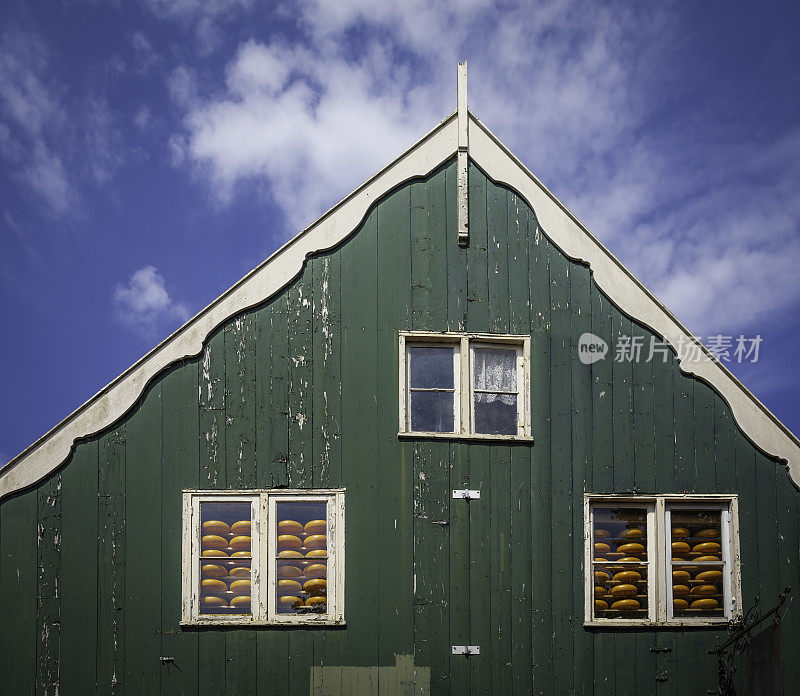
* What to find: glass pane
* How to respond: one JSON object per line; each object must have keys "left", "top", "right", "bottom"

{"left": 474, "top": 393, "right": 517, "bottom": 435}
{"left": 276, "top": 501, "right": 329, "bottom": 615}
{"left": 592, "top": 507, "right": 648, "bottom": 620}
{"left": 669, "top": 508, "right": 724, "bottom": 618}
{"left": 199, "top": 501, "right": 252, "bottom": 615}
{"left": 473, "top": 347, "right": 516, "bottom": 392}
{"left": 410, "top": 390, "right": 454, "bottom": 432}
{"left": 409, "top": 346, "right": 454, "bottom": 389}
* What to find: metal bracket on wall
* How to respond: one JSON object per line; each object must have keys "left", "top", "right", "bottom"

{"left": 452, "top": 646, "right": 480, "bottom": 655}
{"left": 452, "top": 489, "right": 480, "bottom": 500}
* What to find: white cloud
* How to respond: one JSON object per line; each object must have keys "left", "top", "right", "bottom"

{"left": 166, "top": 0, "right": 800, "bottom": 342}
{"left": 130, "top": 31, "right": 158, "bottom": 74}
{"left": 113, "top": 265, "right": 190, "bottom": 338}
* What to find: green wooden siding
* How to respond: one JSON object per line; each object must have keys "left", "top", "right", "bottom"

{"left": 1, "top": 159, "right": 799, "bottom": 695}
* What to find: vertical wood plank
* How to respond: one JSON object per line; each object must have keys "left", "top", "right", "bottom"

{"left": 632, "top": 323, "right": 656, "bottom": 493}
{"left": 468, "top": 443, "right": 491, "bottom": 696}
{"left": 411, "top": 173, "right": 447, "bottom": 332}
{"left": 445, "top": 160, "right": 466, "bottom": 332}
{"left": 466, "top": 162, "right": 489, "bottom": 333}
{"left": 490, "top": 444, "right": 512, "bottom": 695}
{"left": 288, "top": 275, "right": 314, "bottom": 489}
{"left": 612, "top": 314, "right": 634, "bottom": 493}
{"left": 36, "top": 472, "right": 61, "bottom": 696}
{"left": 590, "top": 286, "right": 614, "bottom": 494}
{"left": 97, "top": 426, "right": 126, "bottom": 696}
{"left": 487, "top": 183, "right": 509, "bottom": 333}
{"left": 693, "top": 381, "right": 716, "bottom": 493}
{"left": 61, "top": 440, "right": 99, "bottom": 694}
{"left": 449, "top": 443, "right": 471, "bottom": 694}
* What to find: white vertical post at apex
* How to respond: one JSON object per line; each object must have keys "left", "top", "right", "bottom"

{"left": 457, "top": 61, "right": 469, "bottom": 246}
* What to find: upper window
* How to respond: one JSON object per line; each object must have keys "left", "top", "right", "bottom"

{"left": 182, "top": 489, "right": 344, "bottom": 626}
{"left": 585, "top": 495, "right": 741, "bottom": 626}
{"left": 399, "top": 332, "right": 531, "bottom": 439}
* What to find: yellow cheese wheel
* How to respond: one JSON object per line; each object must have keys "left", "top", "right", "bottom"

{"left": 305, "top": 549, "right": 328, "bottom": 559}
{"left": 202, "top": 520, "right": 230, "bottom": 535}
{"left": 278, "top": 550, "right": 304, "bottom": 559}
{"left": 673, "top": 599, "right": 689, "bottom": 611}
{"left": 304, "top": 520, "right": 327, "bottom": 535}
{"left": 305, "top": 596, "right": 327, "bottom": 607}
{"left": 671, "top": 542, "right": 690, "bottom": 554}
{"left": 278, "top": 534, "right": 302, "bottom": 550}
{"left": 231, "top": 520, "right": 251, "bottom": 535}
{"left": 609, "top": 584, "right": 637, "bottom": 598}
{"left": 230, "top": 536, "right": 252, "bottom": 551}
{"left": 594, "top": 542, "right": 611, "bottom": 553}
{"left": 672, "top": 585, "right": 689, "bottom": 597}
{"left": 594, "top": 528, "right": 610, "bottom": 538}
{"left": 672, "top": 570, "right": 691, "bottom": 583}
{"left": 617, "top": 543, "right": 645, "bottom": 554}
{"left": 303, "top": 578, "right": 327, "bottom": 595}
{"left": 305, "top": 563, "right": 327, "bottom": 579}
{"left": 621, "top": 528, "right": 644, "bottom": 539}
{"left": 594, "top": 558, "right": 609, "bottom": 563}
{"left": 594, "top": 586, "right": 607, "bottom": 597}
{"left": 305, "top": 535, "right": 327, "bottom": 551}
{"left": 202, "top": 549, "right": 228, "bottom": 557}
{"left": 230, "top": 579, "right": 251, "bottom": 595}
{"left": 696, "top": 570, "right": 723, "bottom": 583}
{"left": 201, "top": 596, "right": 227, "bottom": 607}
{"left": 595, "top": 600, "right": 608, "bottom": 610}
{"left": 230, "top": 595, "right": 251, "bottom": 608}
{"left": 611, "top": 599, "right": 640, "bottom": 611}
{"left": 619, "top": 557, "right": 641, "bottom": 563}
{"left": 278, "top": 565, "right": 302, "bottom": 578}
{"left": 594, "top": 571, "right": 609, "bottom": 583}
{"left": 671, "top": 528, "right": 690, "bottom": 538}
{"left": 229, "top": 567, "right": 250, "bottom": 578}
{"left": 278, "top": 520, "right": 304, "bottom": 535}
{"left": 202, "top": 535, "right": 228, "bottom": 550}
{"left": 692, "top": 542, "right": 721, "bottom": 554}
{"left": 279, "top": 595, "right": 303, "bottom": 609}
{"left": 695, "top": 555, "right": 720, "bottom": 562}
{"left": 612, "top": 571, "right": 641, "bottom": 583}
{"left": 201, "top": 579, "right": 227, "bottom": 595}
{"left": 231, "top": 551, "right": 251, "bottom": 558}
{"left": 278, "top": 579, "right": 303, "bottom": 595}
{"left": 690, "top": 598, "right": 719, "bottom": 610}
{"left": 697, "top": 528, "right": 720, "bottom": 538}
{"left": 690, "top": 584, "right": 718, "bottom": 596}
{"left": 202, "top": 564, "right": 227, "bottom": 579}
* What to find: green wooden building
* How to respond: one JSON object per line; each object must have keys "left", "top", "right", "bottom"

{"left": 2, "top": 67, "right": 799, "bottom": 695}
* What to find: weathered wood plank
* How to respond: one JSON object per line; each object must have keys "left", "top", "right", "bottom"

{"left": 449, "top": 442, "right": 471, "bottom": 694}
{"left": 672, "top": 367, "right": 694, "bottom": 493}
{"left": 125, "top": 386, "right": 162, "bottom": 694}
{"left": 445, "top": 160, "right": 466, "bottom": 332}
{"left": 776, "top": 467, "right": 800, "bottom": 696}
{"left": 97, "top": 426, "right": 126, "bottom": 696}
{"left": 0, "top": 489, "right": 38, "bottom": 696}
{"left": 161, "top": 364, "right": 200, "bottom": 696}
{"left": 510, "top": 445, "right": 532, "bottom": 696}
{"left": 653, "top": 344, "right": 675, "bottom": 494}
{"left": 490, "top": 444, "right": 512, "bottom": 695}
{"left": 61, "top": 439, "right": 99, "bottom": 695}
{"left": 288, "top": 273, "right": 314, "bottom": 489}
{"left": 487, "top": 182, "right": 509, "bottom": 333}
{"left": 590, "top": 286, "right": 614, "bottom": 494}
{"left": 612, "top": 314, "right": 634, "bottom": 492}
{"left": 693, "top": 380, "right": 716, "bottom": 492}
{"left": 466, "top": 162, "right": 489, "bottom": 332}
{"left": 468, "top": 443, "right": 491, "bottom": 695}
{"left": 507, "top": 192, "right": 530, "bottom": 336}
{"left": 411, "top": 172, "right": 447, "bottom": 332}
{"left": 632, "top": 323, "right": 656, "bottom": 493}
{"left": 36, "top": 472, "right": 61, "bottom": 696}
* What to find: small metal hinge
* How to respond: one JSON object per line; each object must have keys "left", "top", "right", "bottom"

{"left": 452, "top": 645, "right": 480, "bottom": 655}
{"left": 452, "top": 489, "right": 480, "bottom": 500}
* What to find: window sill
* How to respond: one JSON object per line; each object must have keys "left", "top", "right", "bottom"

{"left": 181, "top": 618, "right": 346, "bottom": 628}
{"left": 398, "top": 431, "right": 533, "bottom": 443}
{"left": 584, "top": 619, "right": 731, "bottom": 629}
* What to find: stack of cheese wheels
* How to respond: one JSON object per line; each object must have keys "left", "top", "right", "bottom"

{"left": 670, "top": 525, "right": 722, "bottom": 612}
{"left": 275, "top": 518, "right": 329, "bottom": 612}
{"left": 200, "top": 518, "right": 253, "bottom": 611}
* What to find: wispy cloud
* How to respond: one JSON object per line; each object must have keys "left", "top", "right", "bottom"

{"left": 113, "top": 265, "right": 190, "bottom": 339}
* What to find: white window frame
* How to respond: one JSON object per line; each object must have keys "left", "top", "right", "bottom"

{"left": 181, "top": 489, "right": 345, "bottom": 626}
{"left": 398, "top": 331, "right": 531, "bottom": 440}
{"left": 584, "top": 494, "right": 741, "bottom": 627}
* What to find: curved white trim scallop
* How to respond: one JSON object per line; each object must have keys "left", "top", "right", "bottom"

{"left": 468, "top": 114, "right": 800, "bottom": 488}
{"left": 2, "top": 108, "right": 799, "bottom": 501}
{"left": 0, "top": 114, "right": 458, "bottom": 501}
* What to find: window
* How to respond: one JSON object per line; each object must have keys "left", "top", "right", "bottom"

{"left": 399, "top": 332, "right": 531, "bottom": 439}
{"left": 584, "top": 495, "right": 741, "bottom": 626}
{"left": 182, "top": 489, "right": 345, "bottom": 626}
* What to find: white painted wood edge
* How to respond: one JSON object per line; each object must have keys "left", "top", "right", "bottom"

{"left": 468, "top": 114, "right": 800, "bottom": 488}
{"left": 0, "top": 115, "right": 458, "bottom": 501}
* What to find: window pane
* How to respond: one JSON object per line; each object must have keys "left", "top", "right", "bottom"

{"left": 474, "top": 393, "right": 517, "bottom": 435}
{"left": 410, "top": 391, "right": 454, "bottom": 432}
{"left": 592, "top": 507, "right": 648, "bottom": 619}
{"left": 276, "top": 501, "right": 328, "bottom": 615}
{"left": 473, "top": 347, "right": 516, "bottom": 392}
{"left": 409, "top": 346, "right": 454, "bottom": 389}
{"left": 199, "top": 501, "right": 252, "bottom": 615}
{"left": 669, "top": 509, "right": 724, "bottom": 618}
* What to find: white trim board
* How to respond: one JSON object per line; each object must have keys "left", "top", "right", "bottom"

{"left": 1, "top": 109, "right": 799, "bottom": 500}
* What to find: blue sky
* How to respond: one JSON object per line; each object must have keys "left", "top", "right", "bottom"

{"left": 1, "top": 0, "right": 799, "bottom": 465}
